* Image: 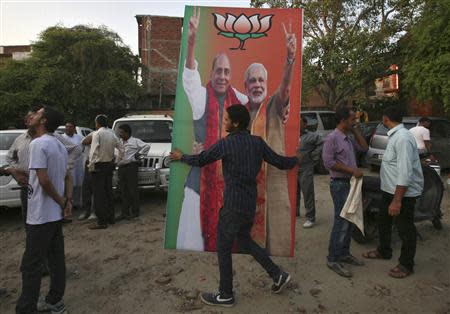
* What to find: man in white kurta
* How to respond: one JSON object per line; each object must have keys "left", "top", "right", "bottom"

{"left": 62, "top": 121, "right": 84, "bottom": 209}
{"left": 177, "top": 9, "right": 247, "bottom": 251}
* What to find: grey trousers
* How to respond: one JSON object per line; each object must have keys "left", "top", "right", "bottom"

{"left": 297, "top": 165, "right": 316, "bottom": 220}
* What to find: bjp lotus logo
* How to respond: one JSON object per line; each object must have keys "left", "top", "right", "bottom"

{"left": 212, "top": 13, "right": 274, "bottom": 50}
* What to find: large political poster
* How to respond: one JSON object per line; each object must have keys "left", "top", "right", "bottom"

{"left": 164, "top": 6, "right": 303, "bottom": 257}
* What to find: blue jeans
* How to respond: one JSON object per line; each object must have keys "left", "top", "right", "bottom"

{"left": 327, "top": 179, "right": 353, "bottom": 262}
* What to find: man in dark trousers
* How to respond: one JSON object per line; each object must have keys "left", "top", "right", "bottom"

{"left": 116, "top": 124, "right": 150, "bottom": 219}
{"left": 170, "top": 105, "right": 301, "bottom": 307}
{"left": 15, "top": 106, "right": 72, "bottom": 314}
{"left": 363, "top": 106, "right": 423, "bottom": 278}
{"left": 88, "top": 115, "right": 123, "bottom": 229}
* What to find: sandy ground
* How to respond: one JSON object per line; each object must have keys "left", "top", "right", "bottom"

{"left": 1, "top": 172, "right": 449, "bottom": 314}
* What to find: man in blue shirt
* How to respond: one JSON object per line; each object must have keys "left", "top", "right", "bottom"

{"left": 170, "top": 105, "right": 301, "bottom": 307}
{"left": 363, "top": 106, "right": 423, "bottom": 278}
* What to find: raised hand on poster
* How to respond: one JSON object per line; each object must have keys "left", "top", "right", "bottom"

{"left": 277, "top": 20, "right": 297, "bottom": 115}
{"left": 186, "top": 7, "right": 200, "bottom": 70}
{"left": 282, "top": 21, "right": 297, "bottom": 62}
{"left": 188, "top": 7, "right": 200, "bottom": 46}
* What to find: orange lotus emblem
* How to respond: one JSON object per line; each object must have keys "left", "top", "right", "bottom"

{"left": 212, "top": 13, "right": 274, "bottom": 50}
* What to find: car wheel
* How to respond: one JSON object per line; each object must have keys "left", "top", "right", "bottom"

{"left": 432, "top": 217, "right": 443, "bottom": 230}
{"left": 369, "top": 164, "right": 380, "bottom": 172}
{"left": 352, "top": 212, "right": 378, "bottom": 244}
{"left": 315, "top": 157, "right": 329, "bottom": 175}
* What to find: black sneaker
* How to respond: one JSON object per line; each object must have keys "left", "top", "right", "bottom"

{"left": 272, "top": 271, "right": 291, "bottom": 294}
{"left": 37, "top": 297, "right": 68, "bottom": 313}
{"left": 200, "top": 292, "right": 235, "bottom": 307}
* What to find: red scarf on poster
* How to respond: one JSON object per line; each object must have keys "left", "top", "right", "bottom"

{"left": 200, "top": 82, "right": 239, "bottom": 251}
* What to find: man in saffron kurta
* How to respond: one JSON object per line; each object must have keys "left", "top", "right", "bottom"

{"left": 177, "top": 7, "right": 247, "bottom": 251}
{"left": 245, "top": 23, "right": 297, "bottom": 256}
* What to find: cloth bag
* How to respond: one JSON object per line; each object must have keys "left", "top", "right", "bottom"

{"left": 340, "top": 176, "right": 364, "bottom": 235}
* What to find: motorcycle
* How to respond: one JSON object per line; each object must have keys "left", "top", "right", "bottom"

{"left": 352, "top": 164, "right": 444, "bottom": 244}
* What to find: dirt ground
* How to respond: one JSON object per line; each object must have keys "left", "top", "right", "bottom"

{"left": 1, "top": 171, "right": 449, "bottom": 314}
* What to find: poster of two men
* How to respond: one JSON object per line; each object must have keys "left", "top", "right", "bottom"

{"left": 165, "top": 6, "right": 303, "bottom": 257}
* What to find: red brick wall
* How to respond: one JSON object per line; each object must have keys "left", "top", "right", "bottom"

{"left": 2, "top": 45, "right": 31, "bottom": 54}
{"left": 137, "top": 15, "right": 183, "bottom": 108}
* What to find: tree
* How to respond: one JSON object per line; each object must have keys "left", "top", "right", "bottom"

{"left": 251, "top": 0, "right": 422, "bottom": 109}
{"left": 401, "top": 0, "right": 450, "bottom": 113}
{"left": 0, "top": 25, "right": 142, "bottom": 129}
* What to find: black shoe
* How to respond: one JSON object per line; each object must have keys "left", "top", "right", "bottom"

{"left": 88, "top": 223, "right": 108, "bottom": 230}
{"left": 272, "top": 271, "right": 291, "bottom": 294}
{"left": 200, "top": 292, "right": 235, "bottom": 307}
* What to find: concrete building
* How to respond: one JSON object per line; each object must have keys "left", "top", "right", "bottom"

{"left": 136, "top": 15, "right": 183, "bottom": 110}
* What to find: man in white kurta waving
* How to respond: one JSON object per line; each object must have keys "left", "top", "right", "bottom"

{"left": 177, "top": 7, "right": 247, "bottom": 251}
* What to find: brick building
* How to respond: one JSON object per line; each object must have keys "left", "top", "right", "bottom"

{"left": 136, "top": 15, "right": 183, "bottom": 110}
{"left": 0, "top": 45, "right": 32, "bottom": 68}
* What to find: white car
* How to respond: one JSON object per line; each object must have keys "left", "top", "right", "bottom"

{"left": 56, "top": 126, "right": 93, "bottom": 137}
{"left": 0, "top": 129, "right": 27, "bottom": 209}
{"left": 112, "top": 115, "right": 173, "bottom": 191}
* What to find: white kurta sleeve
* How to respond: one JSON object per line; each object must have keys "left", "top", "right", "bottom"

{"left": 182, "top": 60, "right": 207, "bottom": 120}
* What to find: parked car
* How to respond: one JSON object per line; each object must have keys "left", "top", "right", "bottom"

{"left": 0, "top": 129, "right": 27, "bottom": 209}
{"left": 56, "top": 126, "right": 93, "bottom": 137}
{"left": 357, "top": 121, "right": 380, "bottom": 167}
{"left": 367, "top": 117, "right": 450, "bottom": 170}
{"left": 300, "top": 110, "right": 336, "bottom": 174}
{"left": 112, "top": 114, "right": 173, "bottom": 191}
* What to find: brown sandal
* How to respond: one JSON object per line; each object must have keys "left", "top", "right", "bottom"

{"left": 389, "top": 265, "right": 413, "bottom": 279}
{"left": 362, "top": 250, "right": 384, "bottom": 259}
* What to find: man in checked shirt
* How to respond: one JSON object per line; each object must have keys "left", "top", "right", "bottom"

{"left": 116, "top": 124, "right": 150, "bottom": 220}
{"left": 170, "top": 105, "right": 302, "bottom": 307}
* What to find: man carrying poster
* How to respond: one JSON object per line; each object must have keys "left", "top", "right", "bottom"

{"left": 245, "top": 22, "right": 296, "bottom": 256}
{"left": 165, "top": 6, "right": 302, "bottom": 257}
{"left": 177, "top": 7, "right": 248, "bottom": 251}
{"left": 170, "top": 105, "right": 300, "bottom": 307}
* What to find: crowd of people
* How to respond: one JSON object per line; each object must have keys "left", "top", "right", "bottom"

{"left": 1, "top": 107, "right": 151, "bottom": 313}
{"left": 0, "top": 102, "right": 431, "bottom": 311}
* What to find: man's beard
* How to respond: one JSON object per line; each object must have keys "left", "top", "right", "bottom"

{"left": 248, "top": 93, "right": 266, "bottom": 106}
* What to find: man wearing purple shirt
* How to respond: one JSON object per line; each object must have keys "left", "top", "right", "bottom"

{"left": 322, "top": 107, "right": 368, "bottom": 277}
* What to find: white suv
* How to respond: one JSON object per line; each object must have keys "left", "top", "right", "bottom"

{"left": 112, "top": 115, "right": 173, "bottom": 191}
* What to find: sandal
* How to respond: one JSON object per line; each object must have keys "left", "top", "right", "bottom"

{"left": 362, "top": 250, "right": 385, "bottom": 259}
{"left": 389, "top": 264, "right": 413, "bottom": 279}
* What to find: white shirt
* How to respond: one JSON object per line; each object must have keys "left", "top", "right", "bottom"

{"left": 380, "top": 124, "right": 424, "bottom": 197}
{"left": 89, "top": 127, "right": 124, "bottom": 171}
{"left": 7, "top": 131, "right": 82, "bottom": 173}
{"left": 409, "top": 125, "right": 430, "bottom": 151}
{"left": 62, "top": 133, "right": 85, "bottom": 186}
{"left": 117, "top": 136, "right": 150, "bottom": 166}
{"left": 27, "top": 134, "right": 68, "bottom": 225}
{"left": 182, "top": 60, "right": 248, "bottom": 120}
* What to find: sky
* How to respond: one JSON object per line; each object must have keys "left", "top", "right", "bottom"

{"left": 0, "top": 0, "right": 251, "bottom": 54}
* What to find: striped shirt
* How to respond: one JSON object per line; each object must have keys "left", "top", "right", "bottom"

{"left": 181, "top": 130, "right": 298, "bottom": 215}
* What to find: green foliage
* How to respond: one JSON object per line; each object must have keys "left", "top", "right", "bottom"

{"left": 0, "top": 25, "right": 142, "bottom": 129}
{"left": 251, "top": 0, "right": 422, "bottom": 109}
{"left": 402, "top": 0, "right": 450, "bottom": 112}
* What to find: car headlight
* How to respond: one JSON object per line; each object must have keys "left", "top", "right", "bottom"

{"left": 162, "top": 156, "right": 170, "bottom": 168}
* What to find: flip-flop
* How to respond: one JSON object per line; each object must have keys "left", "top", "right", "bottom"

{"left": 362, "top": 250, "right": 385, "bottom": 259}
{"left": 389, "top": 265, "right": 413, "bottom": 279}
